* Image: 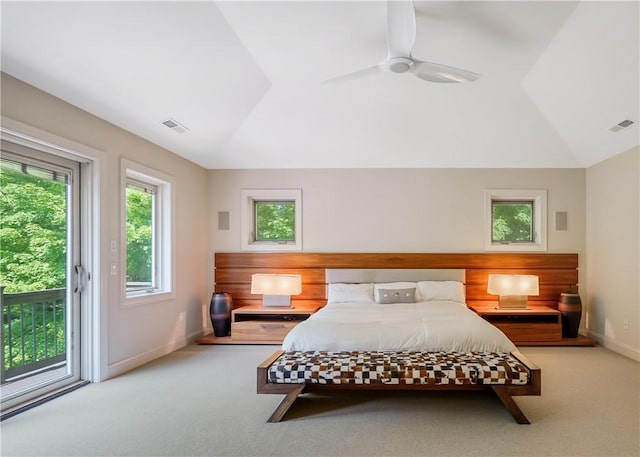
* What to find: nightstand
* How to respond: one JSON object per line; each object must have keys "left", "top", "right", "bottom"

{"left": 230, "top": 304, "right": 320, "bottom": 344}
{"left": 470, "top": 304, "right": 562, "bottom": 345}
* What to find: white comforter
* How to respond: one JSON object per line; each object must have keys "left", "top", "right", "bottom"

{"left": 282, "top": 301, "right": 517, "bottom": 353}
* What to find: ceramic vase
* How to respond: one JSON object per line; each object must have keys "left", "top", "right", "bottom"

{"left": 558, "top": 291, "right": 582, "bottom": 338}
{"left": 210, "top": 292, "right": 233, "bottom": 337}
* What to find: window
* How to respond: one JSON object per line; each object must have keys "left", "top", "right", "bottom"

{"left": 254, "top": 201, "right": 295, "bottom": 242}
{"left": 241, "top": 189, "right": 302, "bottom": 251}
{"left": 121, "top": 159, "right": 174, "bottom": 303}
{"left": 485, "top": 189, "right": 547, "bottom": 251}
{"left": 492, "top": 200, "right": 533, "bottom": 243}
{"left": 125, "top": 180, "right": 155, "bottom": 292}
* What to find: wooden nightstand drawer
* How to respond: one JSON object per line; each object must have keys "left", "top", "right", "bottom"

{"left": 493, "top": 322, "right": 561, "bottom": 343}
{"left": 232, "top": 320, "right": 299, "bottom": 342}
{"left": 228, "top": 305, "right": 320, "bottom": 344}
{"left": 469, "top": 304, "right": 563, "bottom": 345}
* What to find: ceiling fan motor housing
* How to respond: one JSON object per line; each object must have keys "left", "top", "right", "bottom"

{"left": 387, "top": 57, "right": 413, "bottom": 73}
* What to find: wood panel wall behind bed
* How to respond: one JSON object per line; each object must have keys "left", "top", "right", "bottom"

{"left": 214, "top": 253, "right": 578, "bottom": 310}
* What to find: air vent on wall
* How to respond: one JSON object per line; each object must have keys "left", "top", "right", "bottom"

{"left": 609, "top": 119, "right": 635, "bottom": 132}
{"left": 162, "top": 118, "right": 190, "bottom": 134}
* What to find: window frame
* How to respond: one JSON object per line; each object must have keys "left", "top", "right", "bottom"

{"left": 240, "top": 189, "right": 302, "bottom": 251}
{"left": 121, "top": 159, "right": 175, "bottom": 305}
{"left": 484, "top": 189, "right": 547, "bottom": 252}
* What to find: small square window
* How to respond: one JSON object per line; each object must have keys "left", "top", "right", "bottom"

{"left": 254, "top": 201, "right": 295, "bottom": 242}
{"left": 241, "top": 189, "right": 302, "bottom": 251}
{"left": 485, "top": 189, "right": 547, "bottom": 252}
{"left": 491, "top": 200, "right": 534, "bottom": 243}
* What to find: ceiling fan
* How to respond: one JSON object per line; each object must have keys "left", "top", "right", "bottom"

{"left": 329, "top": 0, "right": 480, "bottom": 84}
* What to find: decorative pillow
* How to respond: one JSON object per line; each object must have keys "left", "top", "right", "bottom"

{"left": 417, "top": 281, "right": 465, "bottom": 303}
{"left": 378, "top": 288, "right": 416, "bottom": 304}
{"left": 327, "top": 283, "right": 374, "bottom": 304}
{"left": 374, "top": 282, "right": 422, "bottom": 303}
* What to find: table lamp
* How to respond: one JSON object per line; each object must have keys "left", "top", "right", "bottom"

{"left": 250, "top": 273, "right": 302, "bottom": 307}
{"left": 487, "top": 274, "right": 539, "bottom": 309}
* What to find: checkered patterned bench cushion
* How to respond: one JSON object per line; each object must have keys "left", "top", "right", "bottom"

{"left": 267, "top": 351, "right": 529, "bottom": 386}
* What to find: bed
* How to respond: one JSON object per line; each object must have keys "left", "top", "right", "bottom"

{"left": 256, "top": 269, "right": 541, "bottom": 423}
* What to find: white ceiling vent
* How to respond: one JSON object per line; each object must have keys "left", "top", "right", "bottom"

{"left": 162, "top": 118, "right": 190, "bottom": 134}
{"left": 609, "top": 119, "right": 635, "bottom": 133}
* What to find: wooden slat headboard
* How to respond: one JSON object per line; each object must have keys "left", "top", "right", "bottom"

{"left": 214, "top": 252, "right": 578, "bottom": 310}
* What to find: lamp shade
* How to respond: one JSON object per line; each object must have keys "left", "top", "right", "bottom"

{"left": 250, "top": 274, "right": 302, "bottom": 296}
{"left": 487, "top": 274, "right": 539, "bottom": 296}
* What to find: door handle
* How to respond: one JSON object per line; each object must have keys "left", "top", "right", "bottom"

{"left": 74, "top": 265, "right": 86, "bottom": 294}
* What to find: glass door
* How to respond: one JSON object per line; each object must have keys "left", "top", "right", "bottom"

{"left": 0, "top": 142, "right": 82, "bottom": 411}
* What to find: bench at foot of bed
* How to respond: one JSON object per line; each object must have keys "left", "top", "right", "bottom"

{"left": 257, "top": 350, "right": 541, "bottom": 424}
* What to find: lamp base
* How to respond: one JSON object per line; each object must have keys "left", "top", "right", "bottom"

{"left": 262, "top": 295, "right": 292, "bottom": 308}
{"left": 498, "top": 295, "right": 528, "bottom": 309}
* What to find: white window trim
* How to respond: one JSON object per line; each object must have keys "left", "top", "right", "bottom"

{"left": 484, "top": 189, "right": 547, "bottom": 252}
{"left": 241, "top": 189, "right": 302, "bottom": 252}
{"left": 121, "top": 158, "right": 175, "bottom": 306}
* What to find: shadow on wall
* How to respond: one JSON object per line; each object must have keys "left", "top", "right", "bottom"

{"left": 168, "top": 296, "right": 207, "bottom": 352}
{"left": 586, "top": 295, "right": 607, "bottom": 340}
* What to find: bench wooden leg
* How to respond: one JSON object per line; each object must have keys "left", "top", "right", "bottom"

{"left": 267, "top": 385, "right": 306, "bottom": 423}
{"left": 492, "top": 387, "right": 531, "bottom": 424}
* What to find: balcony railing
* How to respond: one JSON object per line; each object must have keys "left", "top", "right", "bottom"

{"left": 1, "top": 286, "right": 67, "bottom": 383}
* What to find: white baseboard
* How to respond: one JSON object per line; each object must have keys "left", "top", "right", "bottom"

{"left": 106, "top": 329, "right": 204, "bottom": 380}
{"left": 585, "top": 329, "right": 640, "bottom": 362}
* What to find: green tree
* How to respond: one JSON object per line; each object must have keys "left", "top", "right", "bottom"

{"left": 126, "top": 187, "right": 152, "bottom": 283}
{"left": 1, "top": 165, "right": 68, "bottom": 371}
{"left": 1, "top": 167, "right": 154, "bottom": 290}
{"left": 492, "top": 202, "right": 532, "bottom": 242}
{"left": 0, "top": 168, "right": 67, "bottom": 292}
{"left": 255, "top": 202, "right": 294, "bottom": 241}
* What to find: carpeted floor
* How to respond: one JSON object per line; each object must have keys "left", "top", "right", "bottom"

{"left": 1, "top": 345, "right": 638, "bottom": 457}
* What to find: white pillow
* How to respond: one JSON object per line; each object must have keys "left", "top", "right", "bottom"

{"left": 374, "top": 282, "right": 422, "bottom": 303}
{"left": 417, "top": 281, "right": 465, "bottom": 303}
{"left": 327, "top": 283, "right": 374, "bottom": 304}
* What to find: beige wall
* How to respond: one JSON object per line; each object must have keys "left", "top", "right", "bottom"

{"left": 1, "top": 73, "right": 211, "bottom": 379}
{"left": 586, "top": 146, "right": 640, "bottom": 360}
{"left": 209, "top": 167, "right": 587, "bottom": 288}
{"left": 210, "top": 168, "right": 586, "bottom": 253}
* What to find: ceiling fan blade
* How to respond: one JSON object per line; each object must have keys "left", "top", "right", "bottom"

{"left": 325, "top": 65, "right": 382, "bottom": 83}
{"left": 411, "top": 60, "right": 481, "bottom": 83}
{"left": 386, "top": 0, "right": 416, "bottom": 58}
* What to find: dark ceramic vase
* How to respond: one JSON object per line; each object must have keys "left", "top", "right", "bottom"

{"left": 210, "top": 292, "right": 233, "bottom": 337}
{"left": 558, "top": 292, "right": 582, "bottom": 338}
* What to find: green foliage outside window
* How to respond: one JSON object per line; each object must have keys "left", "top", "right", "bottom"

{"left": 0, "top": 168, "right": 67, "bottom": 293}
{"left": 1, "top": 165, "right": 68, "bottom": 372}
{"left": 126, "top": 185, "right": 153, "bottom": 286}
{"left": 1, "top": 168, "right": 155, "bottom": 291}
{"left": 492, "top": 201, "right": 533, "bottom": 242}
{"left": 254, "top": 201, "right": 295, "bottom": 242}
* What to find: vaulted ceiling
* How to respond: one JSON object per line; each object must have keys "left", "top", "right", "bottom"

{"left": 1, "top": 1, "right": 638, "bottom": 169}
